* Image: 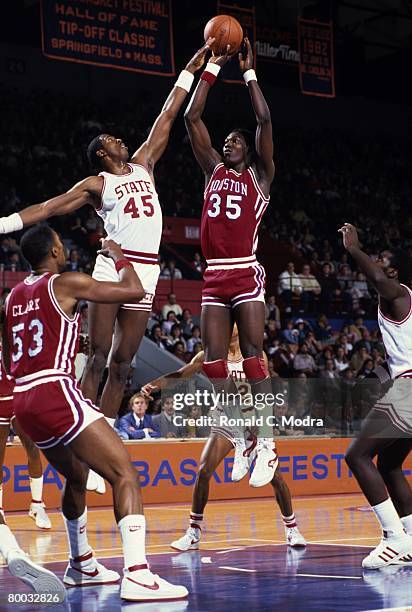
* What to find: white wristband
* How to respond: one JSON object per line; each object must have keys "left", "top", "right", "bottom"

{"left": 175, "top": 70, "right": 194, "bottom": 93}
{"left": 0, "top": 213, "right": 23, "bottom": 234}
{"left": 243, "top": 69, "right": 257, "bottom": 85}
{"left": 205, "top": 62, "right": 221, "bottom": 76}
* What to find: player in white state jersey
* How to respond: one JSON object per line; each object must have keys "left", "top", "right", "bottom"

{"left": 339, "top": 223, "right": 412, "bottom": 569}
{"left": 142, "top": 324, "right": 306, "bottom": 550}
{"left": 0, "top": 41, "right": 214, "bottom": 492}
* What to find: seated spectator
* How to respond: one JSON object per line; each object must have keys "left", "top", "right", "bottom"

{"left": 293, "top": 343, "right": 317, "bottom": 376}
{"left": 334, "top": 347, "right": 349, "bottom": 372}
{"left": 357, "top": 358, "right": 374, "bottom": 378}
{"left": 187, "top": 326, "right": 202, "bottom": 353}
{"left": 172, "top": 341, "right": 186, "bottom": 361}
{"left": 152, "top": 396, "right": 186, "bottom": 438}
{"left": 161, "top": 260, "right": 183, "bottom": 279}
{"left": 6, "top": 251, "right": 27, "bottom": 271}
{"left": 313, "top": 314, "right": 332, "bottom": 342}
{"left": 180, "top": 308, "right": 194, "bottom": 338}
{"left": 272, "top": 342, "right": 294, "bottom": 377}
{"left": 318, "top": 263, "right": 349, "bottom": 314}
{"left": 351, "top": 272, "right": 372, "bottom": 314}
{"left": 159, "top": 260, "right": 169, "bottom": 279}
{"left": 305, "top": 330, "right": 322, "bottom": 356}
{"left": 162, "top": 311, "right": 179, "bottom": 335}
{"left": 337, "top": 264, "right": 354, "bottom": 292}
{"left": 282, "top": 320, "right": 299, "bottom": 344}
{"left": 277, "top": 262, "right": 302, "bottom": 313}
{"left": 117, "top": 393, "right": 160, "bottom": 440}
{"left": 192, "top": 252, "right": 203, "bottom": 274}
{"left": 265, "top": 295, "right": 281, "bottom": 326}
{"left": 316, "top": 347, "right": 334, "bottom": 370}
{"left": 350, "top": 346, "right": 371, "bottom": 374}
{"left": 299, "top": 264, "right": 321, "bottom": 313}
{"left": 161, "top": 293, "right": 182, "bottom": 319}
{"left": 167, "top": 324, "right": 187, "bottom": 351}
{"left": 353, "top": 328, "right": 373, "bottom": 354}
{"left": 184, "top": 405, "right": 210, "bottom": 438}
{"left": 319, "top": 359, "right": 340, "bottom": 379}
{"left": 294, "top": 318, "right": 311, "bottom": 343}
{"left": 335, "top": 333, "right": 353, "bottom": 355}
{"left": 150, "top": 324, "right": 167, "bottom": 350}
{"left": 67, "top": 248, "right": 82, "bottom": 272}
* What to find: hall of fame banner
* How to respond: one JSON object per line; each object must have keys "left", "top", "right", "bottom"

{"left": 216, "top": 2, "right": 256, "bottom": 84}
{"left": 40, "top": 0, "right": 175, "bottom": 76}
{"left": 298, "top": 18, "right": 335, "bottom": 98}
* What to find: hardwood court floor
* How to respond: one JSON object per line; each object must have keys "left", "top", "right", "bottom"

{"left": 1, "top": 493, "right": 412, "bottom": 611}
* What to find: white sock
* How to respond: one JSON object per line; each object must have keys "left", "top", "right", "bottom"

{"left": 63, "top": 508, "right": 90, "bottom": 559}
{"left": 105, "top": 417, "right": 116, "bottom": 428}
{"left": 372, "top": 498, "right": 405, "bottom": 537}
{"left": 282, "top": 513, "right": 297, "bottom": 529}
{"left": 118, "top": 514, "right": 147, "bottom": 571}
{"left": 189, "top": 512, "right": 203, "bottom": 535}
{"left": 0, "top": 524, "right": 23, "bottom": 560}
{"left": 401, "top": 514, "right": 412, "bottom": 535}
{"left": 29, "top": 476, "right": 43, "bottom": 504}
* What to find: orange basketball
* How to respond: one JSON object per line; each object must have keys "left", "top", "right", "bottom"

{"left": 204, "top": 15, "right": 243, "bottom": 55}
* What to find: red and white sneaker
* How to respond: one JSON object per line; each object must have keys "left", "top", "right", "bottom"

{"left": 170, "top": 528, "right": 201, "bottom": 551}
{"left": 29, "top": 503, "right": 52, "bottom": 529}
{"left": 362, "top": 532, "right": 412, "bottom": 569}
{"left": 249, "top": 439, "right": 278, "bottom": 488}
{"left": 121, "top": 566, "right": 188, "bottom": 601}
{"left": 63, "top": 551, "right": 120, "bottom": 586}
{"left": 286, "top": 527, "right": 307, "bottom": 547}
{"left": 7, "top": 549, "right": 66, "bottom": 600}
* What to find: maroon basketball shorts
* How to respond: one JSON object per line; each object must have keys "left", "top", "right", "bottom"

{"left": 13, "top": 371, "right": 103, "bottom": 449}
{"left": 0, "top": 396, "right": 14, "bottom": 427}
{"left": 201, "top": 262, "right": 266, "bottom": 308}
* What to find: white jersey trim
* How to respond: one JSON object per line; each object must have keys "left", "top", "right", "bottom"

{"left": 204, "top": 163, "right": 225, "bottom": 196}
{"left": 48, "top": 275, "right": 79, "bottom": 323}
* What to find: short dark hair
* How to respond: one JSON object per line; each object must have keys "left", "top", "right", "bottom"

{"left": 388, "top": 249, "right": 412, "bottom": 286}
{"left": 230, "top": 128, "right": 257, "bottom": 165}
{"left": 87, "top": 134, "right": 105, "bottom": 169}
{"left": 20, "top": 224, "right": 55, "bottom": 269}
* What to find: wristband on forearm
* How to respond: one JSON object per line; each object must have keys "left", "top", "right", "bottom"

{"left": 175, "top": 70, "right": 195, "bottom": 93}
{"left": 200, "top": 62, "right": 221, "bottom": 86}
{"left": 243, "top": 69, "right": 257, "bottom": 85}
{"left": 115, "top": 259, "right": 133, "bottom": 274}
{"left": 0, "top": 213, "right": 23, "bottom": 234}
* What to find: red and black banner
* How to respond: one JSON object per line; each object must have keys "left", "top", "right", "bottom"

{"left": 40, "top": 0, "right": 175, "bottom": 76}
{"left": 298, "top": 18, "right": 335, "bottom": 98}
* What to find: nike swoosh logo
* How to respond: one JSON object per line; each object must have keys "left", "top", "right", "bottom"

{"left": 126, "top": 577, "right": 160, "bottom": 590}
{"left": 73, "top": 567, "right": 99, "bottom": 577}
{"left": 268, "top": 458, "right": 278, "bottom": 468}
{"left": 129, "top": 527, "right": 141, "bottom": 532}
{"left": 79, "top": 526, "right": 86, "bottom": 534}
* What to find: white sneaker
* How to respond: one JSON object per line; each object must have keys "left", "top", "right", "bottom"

{"left": 29, "top": 503, "right": 52, "bottom": 529}
{"left": 249, "top": 439, "right": 278, "bottom": 487}
{"left": 286, "top": 527, "right": 307, "bottom": 547}
{"left": 231, "top": 439, "right": 249, "bottom": 482}
{"left": 362, "top": 533, "right": 412, "bottom": 569}
{"left": 7, "top": 548, "right": 66, "bottom": 600}
{"left": 63, "top": 556, "right": 120, "bottom": 585}
{"left": 121, "top": 568, "right": 188, "bottom": 601}
{"left": 86, "top": 469, "right": 106, "bottom": 495}
{"left": 171, "top": 528, "right": 201, "bottom": 551}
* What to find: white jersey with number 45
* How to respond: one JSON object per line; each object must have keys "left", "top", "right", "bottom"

{"left": 92, "top": 162, "right": 162, "bottom": 312}
{"left": 97, "top": 162, "right": 162, "bottom": 265}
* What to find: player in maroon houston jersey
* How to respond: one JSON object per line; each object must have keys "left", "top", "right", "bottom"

{"left": 184, "top": 38, "right": 277, "bottom": 487}
{"left": 1, "top": 225, "right": 188, "bottom": 602}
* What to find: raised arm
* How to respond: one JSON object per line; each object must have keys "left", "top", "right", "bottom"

{"left": 53, "top": 240, "right": 145, "bottom": 316}
{"left": 131, "top": 42, "right": 212, "bottom": 173}
{"left": 141, "top": 350, "right": 205, "bottom": 397}
{"left": 0, "top": 175, "right": 102, "bottom": 234}
{"left": 239, "top": 38, "right": 275, "bottom": 186}
{"left": 339, "top": 223, "right": 404, "bottom": 302}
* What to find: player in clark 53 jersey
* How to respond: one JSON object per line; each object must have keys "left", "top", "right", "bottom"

{"left": 142, "top": 324, "right": 306, "bottom": 551}
{"left": 339, "top": 224, "right": 412, "bottom": 569}
{"left": 0, "top": 40, "right": 214, "bottom": 495}
{"left": 184, "top": 38, "right": 277, "bottom": 487}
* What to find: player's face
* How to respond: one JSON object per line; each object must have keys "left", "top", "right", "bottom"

{"left": 376, "top": 253, "right": 395, "bottom": 278}
{"left": 223, "top": 132, "right": 247, "bottom": 166}
{"left": 100, "top": 134, "right": 129, "bottom": 162}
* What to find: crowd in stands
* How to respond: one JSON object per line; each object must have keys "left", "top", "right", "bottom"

{"left": 1, "top": 86, "right": 410, "bottom": 438}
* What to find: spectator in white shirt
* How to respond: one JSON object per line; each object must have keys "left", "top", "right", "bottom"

{"left": 299, "top": 264, "right": 321, "bottom": 313}
{"left": 161, "top": 293, "right": 183, "bottom": 319}
{"left": 278, "top": 262, "right": 302, "bottom": 313}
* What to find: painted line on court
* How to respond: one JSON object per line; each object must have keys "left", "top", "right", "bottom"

{"left": 218, "top": 566, "right": 257, "bottom": 573}
{"left": 307, "top": 541, "right": 372, "bottom": 548}
{"left": 296, "top": 573, "right": 362, "bottom": 580}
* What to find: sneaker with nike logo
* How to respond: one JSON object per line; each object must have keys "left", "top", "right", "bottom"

{"left": 121, "top": 568, "right": 188, "bottom": 601}
{"left": 170, "top": 527, "right": 201, "bottom": 551}
{"left": 63, "top": 554, "right": 120, "bottom": 586}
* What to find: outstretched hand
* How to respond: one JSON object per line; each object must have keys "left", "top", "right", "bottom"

{"left": 185, "top": 38, "right": 215, "bottom": 73}
{"left": 209, "top": 44, "right": 232, "bottom": 67}
{"left": 239, "top": 37, "right": 253, "bottom": 73}
{"left": 338, "top": 223, "right": 360, "bottom": 250}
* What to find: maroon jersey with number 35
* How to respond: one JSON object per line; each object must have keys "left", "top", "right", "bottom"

{"left": 201, "top": 163, "right": 269, "bottom": 263}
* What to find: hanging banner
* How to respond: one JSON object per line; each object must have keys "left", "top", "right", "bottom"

{"left": 298, "top": 18, "right": 335, "bottom": 98}
{"left": 40, "top": 0, "right": 175, "bottom": 76}
{"left": 216, "top": 2, "right": 256, "bottom": 84}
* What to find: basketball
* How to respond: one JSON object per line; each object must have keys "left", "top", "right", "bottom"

{"left": 204, "top": 15, "right": 243, "bottom": 55}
